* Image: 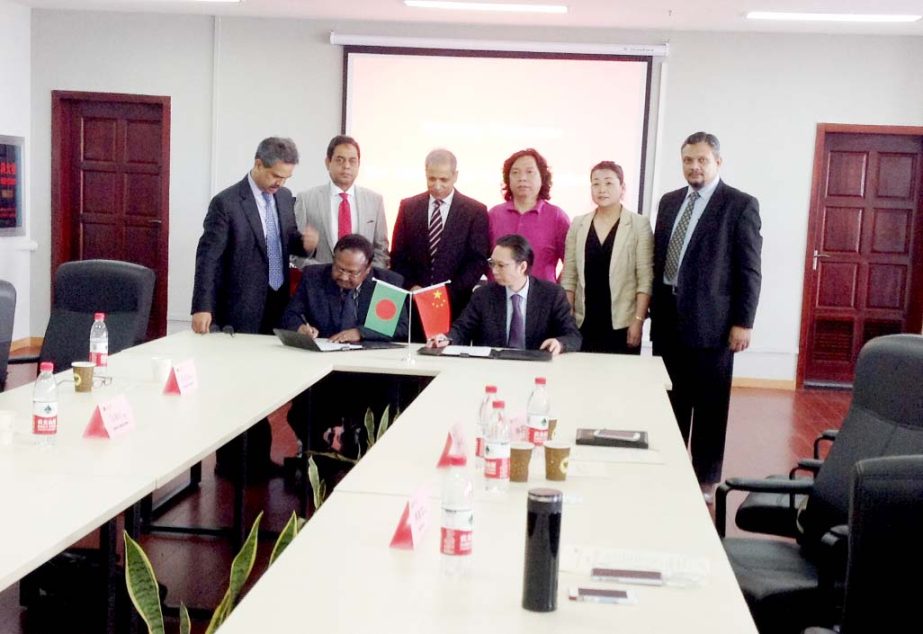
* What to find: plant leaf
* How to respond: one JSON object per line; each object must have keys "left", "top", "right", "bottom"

{"left": 376, "top": 405, "right": 391, "bottom": 442}
{"left": 123, "top": 531, "right": 165, "bottom": 634}
{"left": 179, "top": 603, "right": 191, "bottom": 634}
{"left": 364, "top": 407, "right": 376, "bottom": 448}
{"left": 269, "top": 511, "right": 300, "bottom": 566}
{"left": 308, "top": 456, "right": 327, "bottom": 512}
{"left": 205, "top": 511, "right": 263, "bottom": 634}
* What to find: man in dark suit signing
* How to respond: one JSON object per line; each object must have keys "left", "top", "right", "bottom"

{"left": 427, "top": 234, "right": 581, "bottom": 355}
{"left": 191, "top": 136, "right": 310, "bottom": 480}
{"left": 391, "top": 149, "right": 490, "bottom": 338}
{"left": 281, "top": 234, "right": 408, "bottom": 455}
{"left": 280, "top": 234, "right": 407, "bottom": 342}
{"left": 650, "top": 131, "right": 762, "bottom": 495}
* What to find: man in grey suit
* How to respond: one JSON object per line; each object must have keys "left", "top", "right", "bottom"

{"left": 292, "top": 135, "right": 389, "bottom": 268}
{"left": 650, "top": 131, "right": 762, "bottom": 496}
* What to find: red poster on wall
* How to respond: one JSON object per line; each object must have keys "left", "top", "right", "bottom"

{"left": 0, "top": 136, "right": 24, "bottom": 235}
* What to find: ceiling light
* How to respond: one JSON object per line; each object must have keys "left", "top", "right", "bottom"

{"left": 747, "top": 11, "right": 921, "bottom": 23}
{"left": 405, "top": 1, "right": 568, "bottom": 15}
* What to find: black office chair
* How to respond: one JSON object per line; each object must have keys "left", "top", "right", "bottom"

{"left": 804, "top": 455, "right": 923, "bottom": 634}
{"left": 0, "top": 279, "right": 15, "bottom": 391}
{"left": 717, "top": 334, "right": 923, "bottom": 633}
{"left": 10, "top": 259, "right": 155, "bottom": 372}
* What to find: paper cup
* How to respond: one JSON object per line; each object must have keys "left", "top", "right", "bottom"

{"left": 547, "top": 418, "right": 558, "bottom": 440}
{"left": 510, "top": 441, "right": 534, "bottom": 483}
{"left": 152, "top": 357, "right": 172, "bottom": 384}
{"left": 543, "top": 441, "right": 571, "bottom": 482}
{"left": 71, "top": 361, "right": 95, "bottom": 393}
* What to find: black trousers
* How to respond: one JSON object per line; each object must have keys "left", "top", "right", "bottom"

{"left": 653, "top": 294, "right": 734, "bottom": 485}
{"left": 579, "top": 325, "right": 641, "bottom": 355}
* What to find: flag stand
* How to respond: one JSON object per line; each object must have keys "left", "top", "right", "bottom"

{"left": 403, "top": 296, "right": 415, "bottom": 365}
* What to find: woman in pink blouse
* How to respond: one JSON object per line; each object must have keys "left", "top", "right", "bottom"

{"left": 488, "top": 149, "right": 570, "bottom": 282}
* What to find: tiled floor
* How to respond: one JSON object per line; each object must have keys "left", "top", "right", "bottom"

{"left": 0, "top": 357, "right": 851, "bottom": 633}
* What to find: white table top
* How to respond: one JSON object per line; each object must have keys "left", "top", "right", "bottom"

{"left": 0, "top": 332, "right": 753, "bottom": 633}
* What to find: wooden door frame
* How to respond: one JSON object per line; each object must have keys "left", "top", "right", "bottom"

{"left": 51, "top": 90, "right": 171, "bottom": 334}
{"left": 797, "top": 123, "right": 923, "bottom": 387}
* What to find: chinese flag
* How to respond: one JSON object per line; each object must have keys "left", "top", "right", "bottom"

{"left": 413, "top": 283, "right": 451, "bottom": 339}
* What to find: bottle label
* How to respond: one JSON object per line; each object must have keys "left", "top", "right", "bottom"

{"left": 440, "top": 508, "right": 473, "bottom": 556}
{"left": 484, "top": 441, "right": 510, "bottom": 479}
{"left": 33, "top": 402, "right": 58, "bottom": 435}
{"left": 527, "top": 414, "right": 549, "bottom": 446}
{"left": 475, "top": 435, "right": 485, "bottom": 458}
{"left": 90, "top": 341, "right": 108, "bottom": 368}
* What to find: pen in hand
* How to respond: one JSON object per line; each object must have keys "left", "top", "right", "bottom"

{"left": 299, "top": 314, "right": 318, "bottom": 338}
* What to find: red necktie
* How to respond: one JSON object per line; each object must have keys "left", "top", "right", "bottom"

{"left": 338, "top": 192, "right": 352, "bottom": 239}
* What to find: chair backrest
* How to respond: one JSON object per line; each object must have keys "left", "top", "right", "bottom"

{"left": 0, "top": 279, "right": 15, "bottom": 391}
{"left": 839, "top": 455, "right": 923, "bottom": 632}
{"left": 39, "top": 260, "right": 155, "bottom": 371}
{"left": 798, "top": 334, "right": 923, "bottom": 546}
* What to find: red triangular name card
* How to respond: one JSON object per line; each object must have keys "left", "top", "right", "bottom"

{"left": 83, "top": 394, "right": 136, "bottom": 439}
{"left": 389, "top": 486, "right": 430, "bottom": 549}
{"left": 163, "top": 359, "right": 198, "bottom": 395}
{"left": 436, "top": 422, "right": 467, "bottom": 468}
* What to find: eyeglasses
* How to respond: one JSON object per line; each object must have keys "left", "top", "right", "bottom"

{"left": 487, "top": 258, "right": 517, "bottom": 270}
{"left": 333, "top": 263, "right": 367, "bottom": 279}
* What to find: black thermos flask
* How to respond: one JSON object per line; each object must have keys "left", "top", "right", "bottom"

{"left": 522, "top": 488, "right": 563, "bottom": 612}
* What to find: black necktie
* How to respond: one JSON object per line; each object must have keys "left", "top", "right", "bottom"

{"left": 340, "top": 289, "right": 359, "bottom": 330}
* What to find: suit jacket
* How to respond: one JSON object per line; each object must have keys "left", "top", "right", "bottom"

{"left": 281, "top": 265, "right": 408, "bottom": 341}
{"left": 292, "top": 183, "right": 389, "bottom": 268}
{"left": 447, "top": 277, "right": 582, "bottom": 352}
{"left": 561, "top": 208, "right": 654, "bottom": 330}
{"left": 192, "top": 176, "right": 304, "bottom": 333}
{"left": 391, "top": 189, "right": 489, "bottom": 319}
{"left": 650, "top": 180, "right": 762, "bottom": 349}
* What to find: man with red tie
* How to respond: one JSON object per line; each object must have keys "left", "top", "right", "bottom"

{"left": 292, "top": 135, "right": 389, "bottom": 269}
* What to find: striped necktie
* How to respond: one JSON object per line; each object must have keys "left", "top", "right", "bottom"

{"left": 664, "top": 191, "right": 700, "bottom": 284}
{"left": 429, "top": 199, "right": 444, "bottom": 263}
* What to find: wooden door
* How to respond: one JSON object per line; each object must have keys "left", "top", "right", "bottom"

{"left": 799, "top": 125, "right": 923, "bottom": 387}
{"left": 52, "top": 91, "right": 170, "bottom": 340}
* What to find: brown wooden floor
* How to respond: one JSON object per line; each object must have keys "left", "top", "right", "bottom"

{"left": 0, "top": 359, "right": 851, "bottom": 633}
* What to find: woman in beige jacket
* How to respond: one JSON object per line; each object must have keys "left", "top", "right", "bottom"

{"left": 561, "top": 161, "right": 653, "bottom": 354}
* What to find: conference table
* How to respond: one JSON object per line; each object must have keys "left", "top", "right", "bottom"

{"left": 0, "top": 332, "right": 756, "bottom": 633}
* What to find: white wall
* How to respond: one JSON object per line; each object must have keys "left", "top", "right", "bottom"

{"left": 30, "top": 10, "right": 214, "bottom": 333}
{"left": 25, "top": 12, "right": 923, "bottom": 379}
{"left": 0, "top": 0, "right": 32, "bottom": 341}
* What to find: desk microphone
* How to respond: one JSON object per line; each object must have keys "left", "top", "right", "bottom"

{"left": 208, "top": 324, "right": 235, "bottom": 336}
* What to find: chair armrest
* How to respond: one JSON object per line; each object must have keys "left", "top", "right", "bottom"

{"left": 8, "top": 353, "right": 39, "bottom": 365}
{"left": 818, "top": 524, "right": 849, "bottom": 613}
{"left": 792, "top": 458, "right": 824, "bottom": 477}
{"left": 813, "top": 428, "right": 839, "bottom": 459}
{"left": 715, "top": 478, "right": 814, "bottom": 537}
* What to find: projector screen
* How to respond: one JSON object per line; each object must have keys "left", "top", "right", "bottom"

{"left": 344, "top": 48, "right": 652, "bottom": 233}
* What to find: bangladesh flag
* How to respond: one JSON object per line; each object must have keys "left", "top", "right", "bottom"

{"left": 364, "top": 278, "right": 409, "bottom": 337}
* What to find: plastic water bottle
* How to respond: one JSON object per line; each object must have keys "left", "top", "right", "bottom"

{"left": 441, "top": 466, "right": 474, "bottom": 576}
{"left": 89, "top": 312, "right": 109, "bottom": 378}
{"left": 526, "top": 377, "right": 550, "bottom": 446}
{"left": 476, "top": 385, "right": 498, "bottom": 470}
{"left": 484, "top": 400, "right": 510, "bottom": 492}
{"left": 33, "top": 362, "right": 58, "bottom": 446}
